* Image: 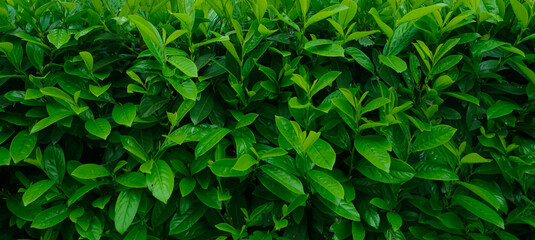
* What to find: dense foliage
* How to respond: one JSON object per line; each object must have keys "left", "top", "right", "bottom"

{"left": 1, "top": 0, "right": 535, "bottom": 239}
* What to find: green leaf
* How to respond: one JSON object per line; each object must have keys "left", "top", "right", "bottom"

{"left": 443, "top": 92, "right": 479, "bottom": 106}
{"left": 210, "top": 159, "right": 253, "bottom": 177}
{"left": 235, "top": 113, "right": 259, "bottom": 129}
{"left": 113, "top": 103, "right": 137, "bottom": 127}
{"left": 461, "top": 153, "right": 492, "bottom": 164}
{"left": 487, "top": 100, "right": 522, "bottom": 120}
{"left": 22, "top": 180, "right": 55, "bottom": 206}
{"left": 305, "top": 4, "right": 348, "bottom": 29}
{"left": 79, "top": 51, "right": 94, "bottom": 72}
{"left": 412, "top": 125, "right": 457, "bottom": 152}
{"left": 0, "top": 147, "right": 10, "bottom": 166}
{"left": 71, "top": 164, "right": 111, "bottom": 179}
{"left": 146, "top": 160, "right": 174, "bottom": 204}
{"left": 168, "top": 56, "right": 198, "bottom": 78}
{"left": 387, "top": 212, "right": 402, "bottom": 231}
{"left": 129, "top": 15, "right": 165, "bottom": 65}
{"left": 67, "top": 181, "right": 108, "bottom": 207}
{"left": 260, "top": 164, "right": 304, "bottom": 195}
{"left": 169, "top": 204, "right": 206, "bottom": 235}
{"left": 437, "top": 212, "right": 464, "bottom": 229}
{"left": 116, "top": 172, "right": 147, "bottom": 188}
{"left": 510, "top": 0, "right": 529, "bottom": 28}
{"left": 47, "top": 29, "right": 71, "bottom": 49}
{"left": 318, "top": 197, "right": 360, "bottom": 221}
{"left": 85, "top": 118, "right": 111, "bottom": 140}
{"left": 115, "top": 189, "right": 142, "bottom": 234}
{"left": 308, "top": 170, "right": 344, "bottom": 199}
{"left": 169, "top": 78, "right": 198, "bottom": 101}
{"left": 179, "top": 177, "right": 196, "bottom": 197}
{"left": 368, "top": 8, "right": 393, "bottom": 39}
{"left": 89, "top": 84, "right": 111, "bottom": 97}
{"left": 307, "top": 138, "right": 336, "bottom": 170}
{"left": 352, "top": 221, "right": 365, "bottom": 240}
{"left": 414, "top": 161, "right": 458, "bottom": 181}
{"left": 190, "top": 93, "right": 214, "bottom": 125}
{"left": 40, "top": 86, "right": 74, "bottom": 104}
{"left": 120, "top": 135, "right": 149, "bottom": 162}
{"left": 215, "top": 223, "right": 239, "bottom": 235}
{"left": 123, "top": 225, "right": 147, "bottom": 240}
{"left": 453, "top": 195, "right": 504, "bottom": 229}
{"left": 379, "top": 55, "right": 407, "bottom": 73}
{"left": 456, "top": 182, "right": 501, "bottom": 211}
{"left": 362, "top": 97, "right": 390, "bottom": 114}
{"left": 310, "top": 71, "right": 341, "bottom": 97}
{"left": 232, "top": 154, "right": 257, "bottom": 171}
{"left": 275, "top": 116, "right": 302, "bottom": 154}
{"left": 357, "top": 158, "right": 415, "bottom": 183}
{"left": 304, "top": 39, "right": 345, "bottom": 57}
{"left": 431, "top": 55, "right": 462, "bottom": 75}
{"left": 355, "top": 135, "right": 391, "bottom": 172}
{"left": 195, "top": 128, "right": 231, "bottom": 159}
{"left": 43, "top": 145, "right": 66, "bottom": 183}
{"left": 10, "top": 130, "right": 37, "bottom": 163}
{"left": 31, "top": 204, "right": 69, "bottom": 229}
{"left": 346, "top": 47, "right": 374, "bottom": 74}
{"left": 397, "top": 4, "right": 447, "bottom": 25}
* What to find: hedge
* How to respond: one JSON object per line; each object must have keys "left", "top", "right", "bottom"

{"left": 1, "top": 0, "right": 535, "bottom": 239}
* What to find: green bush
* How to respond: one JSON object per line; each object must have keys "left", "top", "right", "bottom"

{"left": 1, "top": 0, "right": 535, "bottom": 239}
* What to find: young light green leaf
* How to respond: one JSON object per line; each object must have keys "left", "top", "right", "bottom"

{"left": 510, "top": 0, "right": 529, "bottom": 28}
{"left": 22, "top": 180, "right": 55, "bottom": 206}
{"left": 232, "top": 154, "right": 257, "bottom": 171}
{"left": 85, "top": 118, "right": 111, "bottom": 140}
{"left": 412, "top": 125, "right": 457, "bottom": 152}
{"left": 397, "top": 4, "right": 447, "bottom": 25}
{"left": 379, "top": 54, "right": 407, "bottom": 73}
{"left": 310, "top": 71, "right": 341, "bottom": 97}
{"left": 443, "top": 92, "right": 479, "bottom": 106}
{"left": 369, "top": 8, "right": 393, "bottom": 39}
{"left": 387, "top": 212, "right": 402, "bottom": 231}
{"left": 47, "top": 29, "right": 71, "bottom": 49}
{"left": 355, "top": 135, "right": 392, "bottom": 172}
{"left": 461, "top": 153, "right": 492, "bottom": 164}
{"left": 71, "top": 164, "right": 111, "bottom": 179}
{"left": 80, "top": 51, "right": 94, "bottom": 72}
{"left": 304, "top": 39, "right": 345, "bottom": 57}
{"left": 129, "top": 15, "right": 165, "bottom": 65}
{"left": 40, "top": 87, "right": 74, "bottom": 104}
{"left": 113, "top": 103, "right": 137, "bottom": 127}
{"left": 89, "top": 84, "right": 111, "bottom": 97}
{"left": 168, "top": 56, "right": 198, "bottom": 78}
{"left": 305, "top": 4, "right": 348, "bottom": 29}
